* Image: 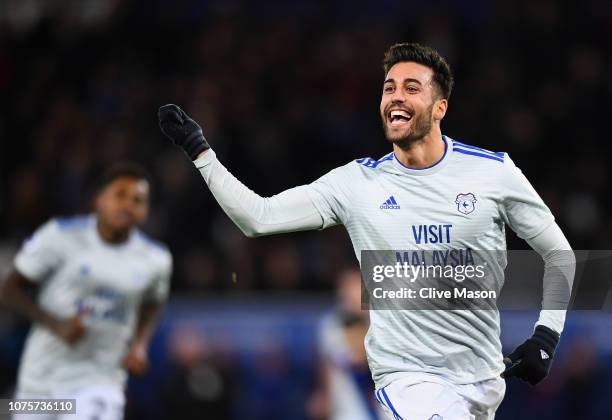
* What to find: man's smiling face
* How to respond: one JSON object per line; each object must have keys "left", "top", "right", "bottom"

{"left": 380, "top": 61, "right": 440, "bottom": 147}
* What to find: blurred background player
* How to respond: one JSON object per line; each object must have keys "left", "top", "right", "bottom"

{"left": 308, "top": 268, "right": 384, "bottom": 420}
{"left": 0, "top": 164, "right": 172, "bottom": 420}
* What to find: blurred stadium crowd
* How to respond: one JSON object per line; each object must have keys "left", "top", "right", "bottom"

{"left": 0, "top": 0, "right": 611, "bottom": 419}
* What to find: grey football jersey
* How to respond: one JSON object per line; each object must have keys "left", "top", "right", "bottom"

{"left": 306, "top": 135, "right": 554, "bottom": 387}
{"left": 14, "top": 215, "right": 172, "bottom": 393}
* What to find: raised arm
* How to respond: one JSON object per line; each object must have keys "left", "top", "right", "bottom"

{"left": 158, "top": 104, "right": 324, "bottom": 237}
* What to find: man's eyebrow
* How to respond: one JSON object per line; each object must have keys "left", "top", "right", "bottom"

{"left": 383, "top": 78, "right": 423, "bottom": 85}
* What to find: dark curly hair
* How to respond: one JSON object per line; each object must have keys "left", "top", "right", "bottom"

{"left": 98, "top": 162, "right": 151, "bottom": 191}
{"left": 383, "top": 43, "right": 454, "bottom": 100}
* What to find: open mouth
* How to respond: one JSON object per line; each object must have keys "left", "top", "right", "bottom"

{"left": 387, "top": 109, "right": 413, "bottom": 127}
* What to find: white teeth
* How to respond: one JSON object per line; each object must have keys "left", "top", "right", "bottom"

{"left": 390, "top": 110, "right": 411, "bottom": 120}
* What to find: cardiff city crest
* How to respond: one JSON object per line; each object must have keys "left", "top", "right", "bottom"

{"left": 455, "top": 193, "right": 477, "bottom": 215}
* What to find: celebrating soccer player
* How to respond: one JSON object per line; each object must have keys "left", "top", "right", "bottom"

{"left": 0, "top": 164, "right": 172, "bottom": 420}
{"left": 158, "top": 43, "right": 574, "bottom": 419}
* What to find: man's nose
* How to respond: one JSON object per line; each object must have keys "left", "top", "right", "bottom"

{"left": 390, "top": 90, "right": 406, "bottom": 103}
{"left": 119, "top": 198, "right": 136, "bottom": 213}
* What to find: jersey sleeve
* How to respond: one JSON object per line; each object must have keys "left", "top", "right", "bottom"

{"left": 194, "top": 150, "right": 324, "bottom": 236}
{"left": 499, "top": 155, "right": 555, "bottom": 240}
{"left": 144, "top": 250, "right": 173, "bottom": 303}
{"left": 14, "top": 219, "right": 64, "bottom": 283}
{"left": 526, "top": 222, "right": 575, "bottom": 333}
{"left": 305, "top": 163, "right": 354, "bottom": 229}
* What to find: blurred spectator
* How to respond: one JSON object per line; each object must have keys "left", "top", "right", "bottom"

{"left": 557, "top": 337, "right": 612, "bottom": 419}
{"left": 162, "top": 324, "right": 234, "bottom": 420}
{"left": 308, "top": 268, "right": 383, "bottom": 420}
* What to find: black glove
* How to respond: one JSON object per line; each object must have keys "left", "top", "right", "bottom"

{"left": 502, "top": 325, "right": 559, "bottom": 385}
{"left": 158, "top": 104, "right": 210, "bottom": 160}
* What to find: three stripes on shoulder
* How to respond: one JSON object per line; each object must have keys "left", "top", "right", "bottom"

{"left": 356, "top": 140, "right": 505, "bottom": 169}
{"left": 356, "top": 153, "right": 394, "bottom": 168}
{"left": 357, "top": 140, "right": 506, "bottom": 168}
{"left": 452, "top": 140, "right": 505, "bottom": 163}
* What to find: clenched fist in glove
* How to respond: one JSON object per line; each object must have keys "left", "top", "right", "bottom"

{"left": 158, "top": 104, "right": 210, "bottom": 160}
{"left": 502, "top": 325, "right": 560, "bottom": 385}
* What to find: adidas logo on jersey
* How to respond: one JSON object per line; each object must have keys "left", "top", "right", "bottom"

{"left": 380, "top": 195, "right": 400, "bottom": 210}
{"left": 540, "top": 349, "right": 550, "bottom": 360}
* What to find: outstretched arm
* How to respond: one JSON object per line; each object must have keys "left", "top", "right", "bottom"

{"left": 158, "top": 104, "right": 324, "bottom": 237}
{"left": 194, "top": 150, "right": 323, "bottom": 237}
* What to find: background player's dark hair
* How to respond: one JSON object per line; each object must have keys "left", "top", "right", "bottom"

{"left": 97, "top": 162, "right": 151, "bottom": 191}
{"left": 383, "top": 43, "right": 454, "bottom": 100}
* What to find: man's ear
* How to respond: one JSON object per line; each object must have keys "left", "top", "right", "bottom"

{"left": 433, "top": 98, "right": 448, "bottom": 121}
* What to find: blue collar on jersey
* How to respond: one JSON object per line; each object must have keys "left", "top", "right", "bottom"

{"left": 392, "top": 134, "right": 450, "bottom": 174}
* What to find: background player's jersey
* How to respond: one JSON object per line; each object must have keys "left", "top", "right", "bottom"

{"left": 13, "top": 214, "right": 172, "bottom": 393}
{"left": 306, "top": 135, "right": 554, "bottom": 387}
{"left": 318, "top": 312, "right": 384, "bottom": 420}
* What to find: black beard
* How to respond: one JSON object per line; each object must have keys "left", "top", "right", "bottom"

{"left": 382, "top": 102, "right": 434, "bottom": 149}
